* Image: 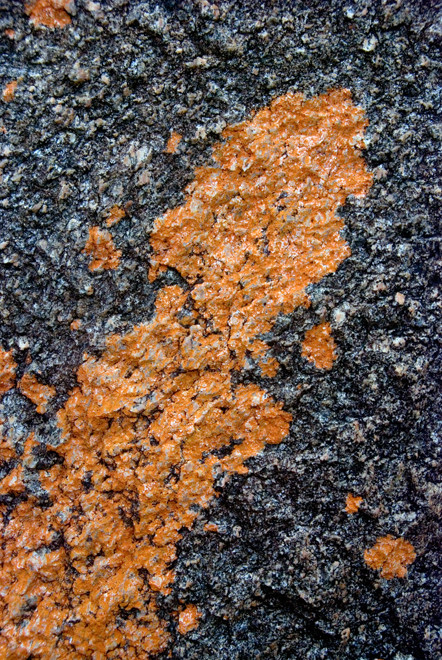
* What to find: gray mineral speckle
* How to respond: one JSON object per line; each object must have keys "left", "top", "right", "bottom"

{"left": 0, "top": 1, "right": 441, "bottom": 659}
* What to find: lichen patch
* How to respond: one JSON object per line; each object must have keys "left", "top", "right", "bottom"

{"left": 25, "top": 0, "right": 73, "bottom": 28}
{"left": 105, "top": 204, "right": 126, "bottom": 227}
{"left": 165, "top": 131, "right": 182, "bottom": 154}
{"left": 0, "top": 89, "right": 372, "bottom": 657}
{"left": 178, "top": 605, "right": 202, "bottom": 635}
{"left": 364, "top": 535, "right": 416, "bottom": 579}
{"left": 301, "top": 322, "right": 337, "bottom": 370}
{"left": 0, "top": 346, "right": 16, "bottom": 396}
{"left": 2, "top": 81, "right": 17, "bottom": 103}
{"left": 83, "top": 226, "right": 121, "bottom": 271}
{"left": 19, "top": 373, "right": 56, "bottom": 413}
{"left": 345, "top": 493, "right": 363, "bottom": 514}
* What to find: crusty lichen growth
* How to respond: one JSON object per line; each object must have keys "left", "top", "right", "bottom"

{"left": 364, "top": 535, "right": 416, "bottom": 579}
{"left": 301, "top": 322, "right": 337, "bottom": 370}
{"left": 345, "top": 493, "right": 363, "bottom": 514}
{"left": 0, "top": 346, "right": 16, "bottom": 396}
{"left": 150, "top": 91, "right": 371, "bottom": 377}
{"left": 0, "top": 431, "right": 38, "bottom": 496}
{"left": 105, "top": 204, "right": 126, "bottom": 227}
{"left": 0, "top": 89, "right": 372, "bottom": 658}
{"left": 178, "top": 604, "right": 202, "bottom": 635}
{"left": 165, "top": 131, "right": 182, "bottom": 154}
{"left": 25, "top": 0, "right": 72, "bottom": 28}
{"left": 19, "top": 373, "right": 56, "bottom": 414}
{"left": 2, "top": 81, "right": 17, "bottom": 103}
{"left": 83, "top": 226, "right": 121, "bottom": 271}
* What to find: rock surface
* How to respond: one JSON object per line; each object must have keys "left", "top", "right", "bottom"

{"left": 0, "top": 1, "right": 440, "bottom": 659}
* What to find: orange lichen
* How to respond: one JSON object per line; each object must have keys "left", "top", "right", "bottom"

{"left": 83, "top": 226, "right": 121, "bottom": 271}
{"left": 203, "top": 522, "right": 219, "bottom": 532}
{"left": 301, "top": 322, "right": 337, "bottom": 370}
{"left": 0, "top": 89, "right": 372, "bottom": 657}
{"left": 105, "top": 204, "right": 126, "bottom": 227}
{"left": 25, "top": 0, "right": 72, "bottom": 28}
{"left": 345, "top": 493, "right": 363, "bottom": 514}
{"left": 0, "top": 433, "right": 72, "bottom": 660}
{"left": 364, "top": 535, "right": 416, "bottom": 579}
{"left": 178, "top": 604, "right": 202, "bottom": 635}
{"left": 165, "top": 131, "right": 182, "bottom": 154}
{"left": 70, "top": 318, "right": 82, "bottom": 330}
{"left": 0, "top": 346, "right": 16, "bottom": 396}
{"left": 2, "top": 81, "right": 17, "bottom": 103}
{"left": 19, "top": 373, "right": 56, "bottom": 414}
{"left": 4, "top": 29, "right": 15, "bottom": 39}
{"left": 0, "top": 458, "right": 25, "bottom": 495}
{"left": 0, "top": 426, "right": 18, "bottom": 465}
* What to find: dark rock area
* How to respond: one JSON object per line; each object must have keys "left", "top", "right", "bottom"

{"left": 0, "top": 1, "right": 440, "bottom": 658}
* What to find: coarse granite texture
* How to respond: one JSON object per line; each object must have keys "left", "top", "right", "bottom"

{"left": 0, "top": 1, "right": 440, "bottom": 659}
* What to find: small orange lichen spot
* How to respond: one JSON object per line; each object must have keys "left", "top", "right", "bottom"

{"left": 70, "top": 319, "right": 82, "bottom": 330}
{"left": 25, "top": 0, "right": 72, "bottom": 28}
{"left": 165, "top": 130, "right": 182, "bottom": 154}
{"left": 364, "top": 535, "right": 416, "bottom": 579}
{"left": 4, "top": 29, "right": 15, "bottom": 39}
{"left": 0, "top": 464, "right": 25, "bottom": 495}
{"left": 0, "top": 346, "right": 16, "bottom": 396}
{"left": 0, "top": 432, "right": 26, "bottom": 495}
{"left": 105, "top": 204, "right": 126, "bottom": 227}
{"left": 345, "top": 493, "right": 363, "bottom": 514}
{"left": 0, "top": 89, "right": 372, "bottom": 658}
{"left": 0, "top": 429, "right": 16, "bottom": 464}
{"left": 2, "top": 80, "right": 17, "bottom": 103}
{"left": 301, "top": 322, "right": 337, "bottom": 370}
{"left": 19, "top": 373, "right": 56, "bottom": 413}
{"left": 203, "top": 522, "right": 219, "bottom": 532}
{"left": 83, "top": 226, "right": 121, "bottom": 271}
{"left": 178, "top": 605, "right": 202, "bottom": 635}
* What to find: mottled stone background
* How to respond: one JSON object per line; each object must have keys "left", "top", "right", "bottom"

{"left": 0, "top": 1, "right": 440, "bottom": 658}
